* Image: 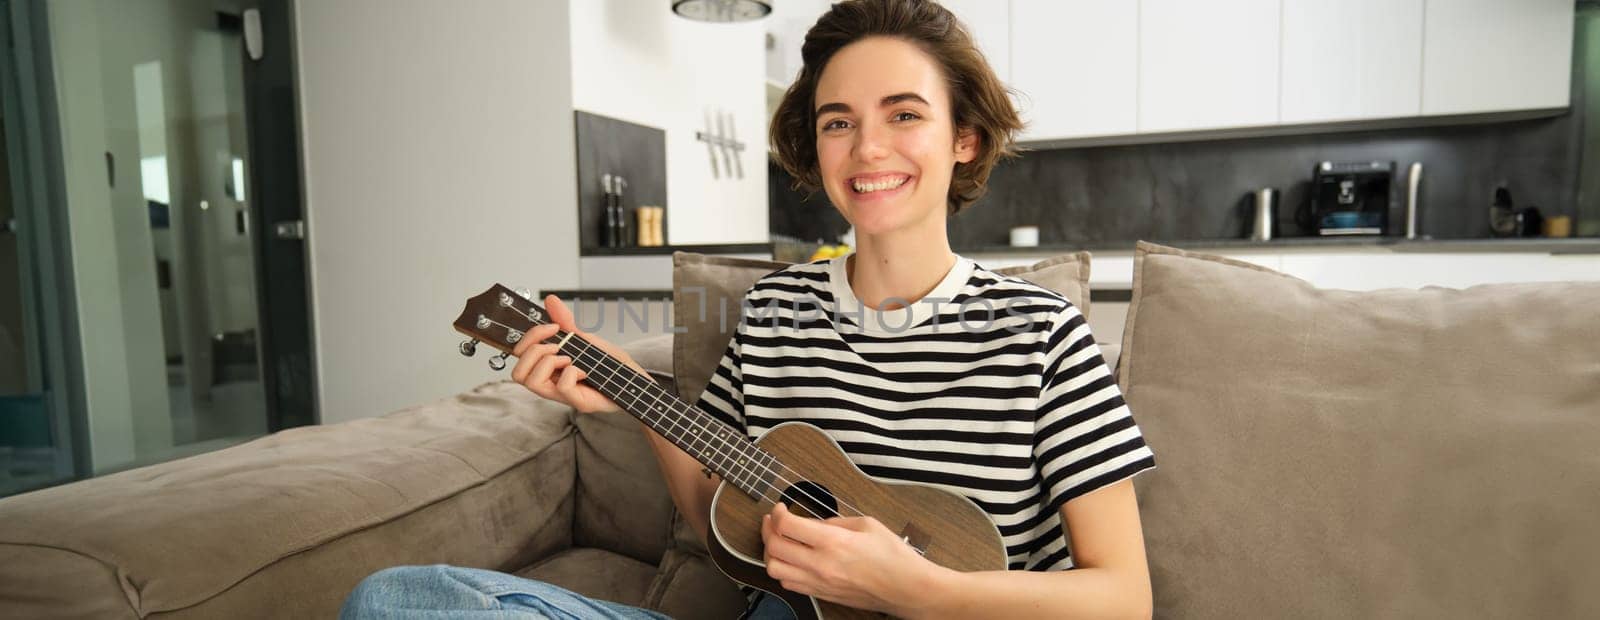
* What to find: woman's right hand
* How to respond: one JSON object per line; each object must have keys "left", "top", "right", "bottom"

{"left": 510, "top": 295, "right": 647, "bottom": 415}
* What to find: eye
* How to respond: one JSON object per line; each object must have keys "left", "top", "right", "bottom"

{"left": 821, "top": 118, "right": 851, "bottom": 132}
{"left": 893, "top": 111, "right": 921, "bottom": 122}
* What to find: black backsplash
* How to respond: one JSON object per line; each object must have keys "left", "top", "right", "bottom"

{"left": 576, "top": 111, "right": 667, "bottom": 252}
{"left": 769, "top": 112, "right": 1585, "bottom": 247}
{"left": 768, "top": 159, "right": 851, "bottom": 243}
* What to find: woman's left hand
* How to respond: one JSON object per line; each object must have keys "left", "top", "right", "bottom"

{"left": 761, "top": 502, "right": 944, "bottom": 616}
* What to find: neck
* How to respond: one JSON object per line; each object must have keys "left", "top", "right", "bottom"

{"left": 847, "top": 213, "right": 956, "bottom": 310}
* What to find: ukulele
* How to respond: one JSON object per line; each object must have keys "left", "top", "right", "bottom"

{"left": 454, "top": 285, "right": 1006, "bottom": 619}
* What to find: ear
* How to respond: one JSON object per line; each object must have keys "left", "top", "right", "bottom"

{"left": 954, "top": 126, "right": 980, "bottom": 164}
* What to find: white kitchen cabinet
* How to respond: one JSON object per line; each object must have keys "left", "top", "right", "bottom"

{"left": 938, "top": 0, "right": 1011, "bottom": 84}
{"left": 1421, "top": 0, "right": 1573, "bottom": 115}
{"left": 766, "top": 0, "right": 833, "bottom": 86}
{"left": 1138, "top": 0, "right": 1281, "bottom": 133}
{"left": 1010, "top": 0, "right": 1138, "bottom": 141}
{"left": 1280, "top": 0, "right": 1423, "bottom": 124}
{"left": 768, "top": 1, "right": 1010, "bottom": 86}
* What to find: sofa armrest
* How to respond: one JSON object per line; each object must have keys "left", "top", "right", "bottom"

{"left": 0, "top": 381, "right": 578, "bottom": 619}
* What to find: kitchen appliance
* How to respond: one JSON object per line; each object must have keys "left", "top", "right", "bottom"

{"left": 1517, "top": 207, "right": 1544, "bottom": 237}
{"left": 1490, "top": 185, "right": 1518, "bottom": 237}
{"left": 1405, "top": 162, "right": 1423, "bottom": 240}
{"left": 1251, "top": 188, "right": 1278, "bottom": 242}
{"left": 1308, "top": 161, "right": 1392, "bottom": 236}
{"left": 1009, "top": 225, "right": 1039, "bottom": 247}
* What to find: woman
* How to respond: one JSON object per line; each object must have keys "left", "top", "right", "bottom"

{"left": 343, "top": 1, "right": 1155, "bottom": 618}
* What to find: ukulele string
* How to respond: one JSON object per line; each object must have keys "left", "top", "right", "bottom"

{"left": 490, "top": 310, "right": 797, "bottom": 505}
{"left": 563, "top": 334, "right": 866, "bottom": 522}
{"left": 492, "top": 313, "right": 788, "bottom": 506}
{"left": 492, "top": 310, "right": 867, "bottom": 521}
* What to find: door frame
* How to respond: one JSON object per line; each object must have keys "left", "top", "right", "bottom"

{"left": 237, "top": 0, "right": 318, "bottom": 431}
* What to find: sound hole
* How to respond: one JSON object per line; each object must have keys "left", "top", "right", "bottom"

{"left": 780, "top": 480, "right": 839, "bottom": 519}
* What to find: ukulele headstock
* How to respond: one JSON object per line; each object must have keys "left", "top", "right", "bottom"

{"left": 453, "top": 285, "right": 548, "bottom": 368}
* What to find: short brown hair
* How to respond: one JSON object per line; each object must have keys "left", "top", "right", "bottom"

{"left": 768, "top": 0, "right": 1022, "bottom": 216}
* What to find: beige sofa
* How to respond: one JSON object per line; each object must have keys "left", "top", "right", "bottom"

{"left": 1, "top": 243, "right": 1597, "bottom": 618}
{"left": 0, "top": 333, "right": 751, "bottom": 619}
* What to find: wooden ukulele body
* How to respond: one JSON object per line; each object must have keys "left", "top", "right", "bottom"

{"left": 706, "top": 422, "right": 1007, "bottom": 620}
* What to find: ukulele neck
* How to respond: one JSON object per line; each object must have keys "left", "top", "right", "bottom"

{"left": 453, "top": 285, "right": 780, "bottom": 499}
{"left": 547, "top": 330, "right": 778, "bottom": 499}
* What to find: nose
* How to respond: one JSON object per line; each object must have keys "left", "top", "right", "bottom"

{"left": 852, "top": 119, "right": 890, "bottom": 162}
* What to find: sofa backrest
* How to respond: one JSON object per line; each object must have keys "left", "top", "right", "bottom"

{"left": 1119, "top": 242, "right": 1600, "bottom": 618}
{"left": 571, "top": 334, "right": 688, "bottom": 565}
{"left": 571, "top": 411, "right": 678, "bottom": 565}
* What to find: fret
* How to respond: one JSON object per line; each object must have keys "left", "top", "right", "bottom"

{"left": 730, "top": 441, "right": 757, "bottom": 492}
{"left": 754, "top": 451, "right": 778, "bottom": 500}
{"left": 687, "top": 424, "right": 709, "bottom": 460}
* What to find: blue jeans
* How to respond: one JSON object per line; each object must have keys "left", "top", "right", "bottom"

{"left": 340, "top": 565, "right": 796, "bottom": 620}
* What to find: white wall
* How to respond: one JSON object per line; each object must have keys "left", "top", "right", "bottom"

{"left": 295, "top": 0, "right": 579, "bottom": 424}
{"left": 767, "top": 0, "right": 832, "bottom": 85}
{"left": 569, "top": 0, "right": 768, "bottom": 247}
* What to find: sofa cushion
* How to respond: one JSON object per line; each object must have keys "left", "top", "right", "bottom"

{"left": 992, "top": 251, "right": 1093, "bottom": 318}
{"left": 0, "top": 381, "right": 577, "bottom": 619}
{"left": 569, "top": 336, "right": 690, "bottom": 565}
{"left": 626, "top": 332, "right": 675, "bottom": 378}
{"left": 645, "top": 549, "right": 755, "bottom": 620}
{"left": 1118, "top": 242, "right": 1600, "bottom": 618}
{"left": 671, "top": 250, "right": 1092, "bottom": 404}
{"left": 515, "top": 547, "right": 659, "bottom": 609}
{"left": 572, "top": 410, "right": 677, "bottom": 566}
{"left": 671, "top": 253, "right": 791, "bottom": 404}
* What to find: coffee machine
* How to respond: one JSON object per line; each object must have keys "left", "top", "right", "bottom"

{"left": 1306, "top": 161, "right": 1392, "bottom": 236}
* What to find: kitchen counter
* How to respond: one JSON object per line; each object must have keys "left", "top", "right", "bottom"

{"left": 570, "top": 237, "right": 1599, "bottom": 303}
{"left": 957, "top": 237, "right": 1600, "bottom": 256}
{"left": 581, "top": 242, "right": 772, "bottom": 257}
{"left": 540, "top": 287, "right": 1134, "bottom": 304}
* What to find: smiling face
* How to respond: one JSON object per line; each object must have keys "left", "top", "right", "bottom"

{"left": 813, "top": 36, "right": 978, "bottom": 238}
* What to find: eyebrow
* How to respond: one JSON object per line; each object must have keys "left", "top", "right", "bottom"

{"left": 815, "top": 92, "right": 930, "bottom": 117}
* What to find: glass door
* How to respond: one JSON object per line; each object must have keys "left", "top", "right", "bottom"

{"left": 0, "top": 0, "right": 311, "bottom": 496}
{"left": 45, "top": 0, "right": 271, "bottom": 473}
{"left": 0, "top": 0, "right": 74, "bottom": 496}
{"left": 0, "top": 118, "right": 60, "bottom": 495}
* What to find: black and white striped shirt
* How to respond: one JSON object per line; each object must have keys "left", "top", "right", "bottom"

{"left": 694, "top": 254, "right": 1156, "bottom": 571}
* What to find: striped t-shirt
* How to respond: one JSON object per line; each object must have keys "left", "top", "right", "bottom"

{"left": 694, "top": 253, "right": 1156, "bottom": 571}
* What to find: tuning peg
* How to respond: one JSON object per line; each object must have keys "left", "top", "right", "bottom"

{"left": 459, "top": 339, "right": 479, "bottom": 357}
{"left": 516, "top": 287, "right": 533, "bottom": 300}
{"left": 488, "top": 352, "right": 509, "bottom": 371}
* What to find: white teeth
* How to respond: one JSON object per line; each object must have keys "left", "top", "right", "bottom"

{"left": 851, "top": 176, "right": 908, "bottom": 193}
